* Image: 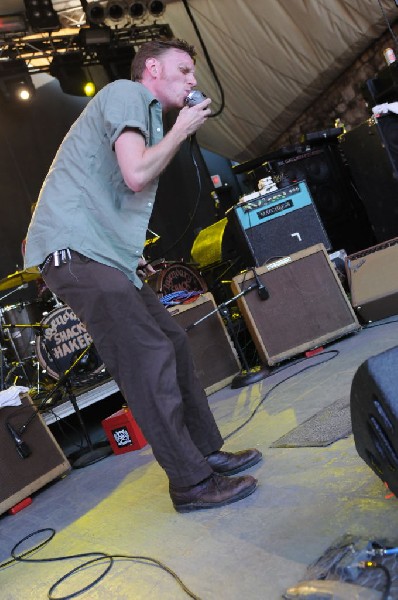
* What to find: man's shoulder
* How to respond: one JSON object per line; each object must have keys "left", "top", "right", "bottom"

{"left": 101, "top": 79, "right": 152, "bottom": 99}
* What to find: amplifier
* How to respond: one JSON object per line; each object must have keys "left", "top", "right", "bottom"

{"left": 346, "top": 237, "right": 398, "bottom": 322}
{"left": 168, "top": 292, "right": 241, "bottom": 394}
{"left": 229, "top": 180, "right": 331, "bottom": 266}
{"left": 231, "top": 244, "right": 360, "bottom": 365}
{"left": 0, "top": 393, "right": 70, "bottom": 515}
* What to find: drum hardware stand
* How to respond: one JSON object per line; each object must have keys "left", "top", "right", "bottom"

{"left": 21, "top": 343, "right": 112, "bottom": 469}
{"left": 185, "top": 285, "right": 272, "bottom": 388}
{"left": 0, "top": 284, "right": 36, "bottom": 389}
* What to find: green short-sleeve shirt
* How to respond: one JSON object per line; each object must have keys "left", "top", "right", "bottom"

{"left": 24, "top": 79, "right": 163, "bottom": 289}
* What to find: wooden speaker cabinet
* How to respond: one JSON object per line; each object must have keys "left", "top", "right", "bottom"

{"left": 167, "top": 292, "right": 241, "bottom": 394}
{"left": 231, "top": 244, "right": 360, "bottom": 366}
{"left": 0, "top": 393, "right": 70, "bottom": 515}
{"left": 346, "top": 237, "right": 398, "bottom": 323}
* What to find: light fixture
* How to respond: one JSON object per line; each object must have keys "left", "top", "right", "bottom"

{"left": 105, "top": 0, "right": 130, "bottom": 28}
{"left": 0, "top": 14, "right": 27, "bottom": 35}
{"left": 50, "top": 53, "right": 96, "bottom": 97}
{"left": 78, "top": 26, "right": 112, "bottom": 46}
{"left": 148, "top": 0, "right": 165, "bottom": 17}
{"left": 83, "top": 81, "right": 96, "bottom": 97}
{"left": 23, "top": 0, "right": 60, "bottom": 32}
{"left": 128, "top": 1, "right": 147, "bottom": 20}
{"left": 0, "top": 59, "right": 35, "bottom": 103}
{"left": 85, "top": 1, "right": 106, "bottom": 26}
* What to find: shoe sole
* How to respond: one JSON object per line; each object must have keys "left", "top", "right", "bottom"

{"left": 173, "top": 480, "right": 257, "bottom": 513}
{"left": 215, "top": 454, "right": 262, "bottom": 476}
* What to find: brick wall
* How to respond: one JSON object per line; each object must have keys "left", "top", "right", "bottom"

{"left": 271, "top": 22, "right": 398, "bottom": 149}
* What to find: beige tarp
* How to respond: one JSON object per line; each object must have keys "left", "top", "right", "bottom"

{"left": 51, "top": 0, "right": 398, "bottom": 160}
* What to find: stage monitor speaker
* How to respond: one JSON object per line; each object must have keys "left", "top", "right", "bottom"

{"left": 340, "top": 116, "right": 398, "bottom": 243}
{"left": 231, "top": 244, "right": 360, "bottom": 366}
{"left": 346, "top": 237, "right": 398, "bottom": 323}
{"left": 168, "top": 292, "right": 241, "bottom": 394}
{"left": 0, "top": 393, "right": 70, "bottom": 515}
{"left": 351, "top": 345, "right": 398, "bottom": 497}
{"left": 269, "top": 144, "right": 376, "bottom": 253}
{"left": 229, "top": 180, "right": 331, "bottom": 267}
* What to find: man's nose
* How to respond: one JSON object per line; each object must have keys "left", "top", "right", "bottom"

{"left": 187, "top": 74, "right": 197, "bottom": 87}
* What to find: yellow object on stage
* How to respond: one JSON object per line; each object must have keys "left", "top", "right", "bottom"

{"left": 0, "top": 267, "right": 40, "bottom": 291}
{"left": 191, "top": 218, "right": 229, "bottom": 268}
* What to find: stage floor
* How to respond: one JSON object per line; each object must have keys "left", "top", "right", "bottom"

{"left": 1, "top": 316, "right": 398, "bottom": 599}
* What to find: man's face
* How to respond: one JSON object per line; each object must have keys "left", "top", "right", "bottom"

{"left": 154, "top": 48, "right": 197, "bottom": 110}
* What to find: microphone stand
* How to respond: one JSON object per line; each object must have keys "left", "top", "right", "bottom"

{"left": 186, "top": 285, "right": 271, "bottom": 388}
{"left": 18, "top": 344, "right": 112, "bottom": 469}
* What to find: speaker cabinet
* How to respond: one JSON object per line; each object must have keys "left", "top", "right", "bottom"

{"left": 0, "top": 393, "right": 70, "bottom": 515}
{"left": 269, "top": 144, "right": 376, "bottom": 253}
{"left": 228, "top": 180, "right": 331, "bottom": 267}
{"left": 346, "top": 237, "right": 398, "bottom": 323}
{"left": 340, "top": 116, "right": 398, "bottom": 243}
{"left": 231, "top": 244, "right": 360, "bottom": 366}
{"left": 351, "top": 346, "right": 398, "bottom": 497}
{"left": 167, "top": 292, "right": 241, "bottom": 394}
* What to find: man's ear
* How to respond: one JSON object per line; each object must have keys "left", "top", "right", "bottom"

{"left": 145, "top": 58, "right": 159, "bottom": 77}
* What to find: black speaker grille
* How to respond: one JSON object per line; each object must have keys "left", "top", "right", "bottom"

{"left": 234, "top": 205, "right": 331, "bottom": 266}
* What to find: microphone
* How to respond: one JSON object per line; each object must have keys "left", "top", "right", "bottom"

{"left": 252, "top": 268, "right": 269, "bottom": 301}
{"left": 6, "top": 423, "right": 31, "bottom": 459}
{"left": 185, "top": 90, "right": 207, "bottom": 107}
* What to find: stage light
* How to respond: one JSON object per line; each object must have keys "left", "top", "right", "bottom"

{"left": 105, "top": 0, "right": 130, "bottom": 27}
{"left": 148, "top": 0, "right": 165, "bottom": 17}
{"left": 50, "top": 53, "right": 97, "bottom": 97}
{"left": 0, "top": 14, "right": 27, "bottom": 35}
{"left": 85, "top": 1, "right": 106, "bottom": 26}
{"left": 128, "top": 1, "right": 147, "bottom": 20}
{"left": 0, "top": 59, "right": 35, "bottom": 103}
{"left": 83, "top": 81, "right": 96, "bottom": 96}
{"left": 78, "top": 26, "right": 111, "bottom": 46}
{"left": 23, "top": 0, "right": 60, "bottom": 32}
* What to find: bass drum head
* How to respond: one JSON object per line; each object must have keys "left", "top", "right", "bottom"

{"left": 35, "top": 306, "right": 105, "bottom": 381}
{"left": 146, "top": 262, "right": 207, "bottom": 296}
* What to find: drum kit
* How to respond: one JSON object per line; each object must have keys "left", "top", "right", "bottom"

{"left": 0, "top": 267, "right": 104, "bottom": 393}
{"left": 0, "top": 258, "right": 208, "bottom": 394}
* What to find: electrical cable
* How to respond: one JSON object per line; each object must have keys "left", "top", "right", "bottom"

{"left": 377, "top": 0, "right": 398, "bottom": 50}
{"left": 224, "top": 348, "right": 339, "bottom": 440}
{"left": 0, "top": 528, "right": 202, "bottom": 600}
{"left": 361, "top": 561, "right": 392, "bottom": 600}
{"left": 181, "top": 0, "right": 225, "bottom": 118}
{"left": 147, "top": 136, "right": 203, "bottom": 262}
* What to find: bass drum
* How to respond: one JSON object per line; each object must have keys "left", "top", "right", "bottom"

{"left": 35, "top": 305, "right": 104, "bottom": 380}
{"left": 146, "top": 262, "right": 207, "bottom": 297}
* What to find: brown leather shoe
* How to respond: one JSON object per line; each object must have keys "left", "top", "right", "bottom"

{"left": 206, "top": 448, "right": 262, "bottom": 475}
{"left": 170, "top": 473, "right": 257, "bottom": 513}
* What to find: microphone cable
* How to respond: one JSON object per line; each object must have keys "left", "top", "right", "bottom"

{"left": 182, "top": 0, "right": 225, "bottom": 118}
{"left": 0, "top": 528, "right": 203, "bottom": 600}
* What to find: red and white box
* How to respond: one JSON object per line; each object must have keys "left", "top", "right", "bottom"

{"left": 102, "top": 407, "right": 147, "bottom": 455}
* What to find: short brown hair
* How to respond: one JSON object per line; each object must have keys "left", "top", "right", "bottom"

{"left": 131, "top": 38, "right": 196, "bottom": 81}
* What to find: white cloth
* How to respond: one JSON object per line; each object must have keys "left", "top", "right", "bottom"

{"left": 0, "top": 386, "right": 29, "bottom": 408}
{"left": 372, "top": 102, "right": 398, "bottom": 115}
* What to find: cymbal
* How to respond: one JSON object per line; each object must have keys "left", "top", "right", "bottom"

{"left": 0, "top": 267, "right": 40, "bottom": 291}
{"left": 144, "top": 235, "right": 160, "bottom": 247}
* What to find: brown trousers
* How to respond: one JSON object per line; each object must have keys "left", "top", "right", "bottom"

{"left": 42, "top": 251, "right": 223, "bottom": 487}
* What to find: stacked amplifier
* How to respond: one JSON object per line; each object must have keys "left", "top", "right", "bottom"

{"left": 228, "top": 180, "right": 331, "bottom": 266}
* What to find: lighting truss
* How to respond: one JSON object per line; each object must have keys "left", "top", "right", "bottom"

{"left": 0, "top": 23, "right": 173, "bottom": 75}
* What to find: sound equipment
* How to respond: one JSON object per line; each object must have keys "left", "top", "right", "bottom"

{"left": 346, "top": 237, "right": 398, "bottom": 323}
{"left": 350, "top": 345, "right": 398, "bottom": 497}
{"left": 231, "top": 244, "right": 360, "bottom": 366}
{"left": 168, "top": 292, "right": 241, "bottom": 394}
{"left": 0, "top": 393, "right": 70, "bottom": 515}
{"left": 228, "top": 180, "right": 331, "bottom": 267}
{"left": 340, "top": 116, "right": 398, "bottom": 243}
{"left": 269, "top": 144, "right": 376, "bottom": 253}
